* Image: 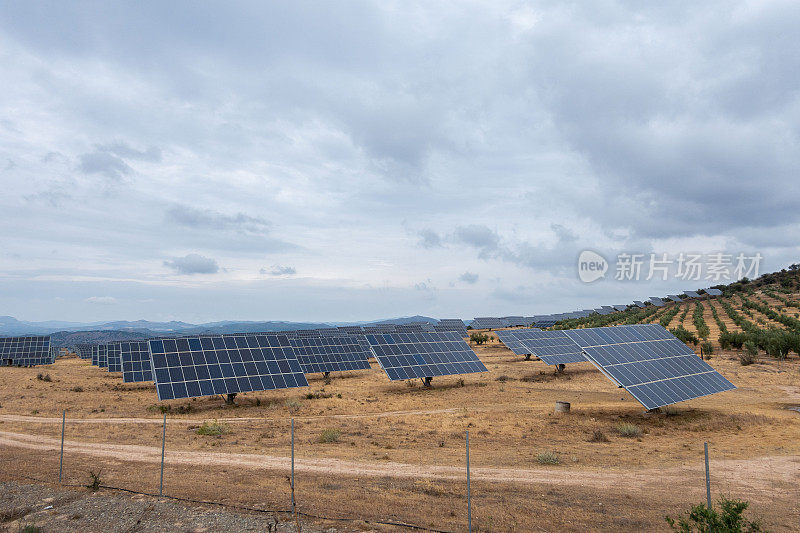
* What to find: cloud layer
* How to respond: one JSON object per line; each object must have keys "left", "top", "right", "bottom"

{"left": 0, "top": 1, "right": 798, "bottom": 322}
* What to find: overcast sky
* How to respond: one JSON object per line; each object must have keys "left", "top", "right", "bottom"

{"left": 1, "top": 1, "right": 798, "bottom": 323}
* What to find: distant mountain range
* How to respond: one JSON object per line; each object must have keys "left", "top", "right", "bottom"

{"left": 0, "top": 314, "right": 440, "bottom": 345}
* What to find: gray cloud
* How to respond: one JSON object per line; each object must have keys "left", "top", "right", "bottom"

{"left": 454, "top": 225, "right": 500, "bottom": 253}
{"left": 163, "top": 254, "right": 219, "bottom": 275}
{"left": 417, "top": 229, "right": 443, "bottom": 249}
{"left": 262, "top": 265, "right": 296, "bottom": 276}
{"left": 167, "top": 205, "right": 272, "bottom": 233}
{"left": 98, "top": 141, "right": 162, "bottom": 162}
{"left": 459, "top": 271, "right": 479, "bottom": 284}
{"left": 79, "top": 151, "right": 132, "bottom": 180}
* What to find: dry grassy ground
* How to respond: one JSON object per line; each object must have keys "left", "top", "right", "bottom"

{"left": 1, "top": 338, "right": 799, "bottom": 532}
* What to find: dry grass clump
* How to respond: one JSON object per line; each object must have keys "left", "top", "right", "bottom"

{"left": 588, "top": 430, "right": 610, "bottom": 443}
{"left": 616, "top": 423, "right": 642, "bottom": 438}
{"left": 536, "top": 450, "right": 560, "bottom": 465}
{"left": 318, "top": 428, "right": 341, "bottom": 443}
{"left": 196, "top": 420, "right": 229, "bottom": 436}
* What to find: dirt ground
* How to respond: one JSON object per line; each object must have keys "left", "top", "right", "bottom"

{"left": 1, "top": 339, "right": 799, "bottom": 531}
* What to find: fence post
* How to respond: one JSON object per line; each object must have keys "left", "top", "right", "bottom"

{"left": 467, "top": 430, "right": 472, "bottom": 533}
{"left": 58, "top": 410, "right": 65, "bottom": 483}
{"left": 704, "top": 442, "right": 711, "bottom": 509}
{"left": 291, "top": 418, "right": 295, "bottom": 514}
{"left": 160, "top": 413, "right": 167, "bottom": 497}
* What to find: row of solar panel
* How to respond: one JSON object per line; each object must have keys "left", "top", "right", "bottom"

{"left": 494, "top": 324, "right": 735, "bottom": 410}
{"left": 0, "top": 336, "right": 54, "bottom": 367}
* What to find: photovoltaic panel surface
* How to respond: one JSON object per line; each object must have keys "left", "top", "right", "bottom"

{"left": 563, "top": 324, "right": 735, "bottom": 410}
{"left": 107, "top": 343, "right": 122, "bottom": 372}
{"left": 705, "top": 288, "right": 723, "bottom": 296}
{"left": 633, "top": 301, "right": 647, "bottom": 308}
{"left": 470, "top": 317, "right": 505, "bottom": 329}
{"left": 148, "top": 334, "right": 308, "bottom": 401}
{"left": 366, "top": 331, "right": 488, "bottom": 381}
{"left": 0, "top": 336, "right": 52, "bottom": 366}
{"left": 121, "top": 341, "right": 153, "bottom": 383}
{"left": 496, "top": 329, "right": 586, "bottom": 365}
{"left": 434, "top": 319, "right": 467, "bottom": 335}
{"left": 97, "top": 344, "right": 109, "bottom": 369}
{"left": 649, "top": 297, "right": 665, "bottom": 307}
{"left": 667, "top": 295, "right": 683, "bottom": 302}
{"left": 684, "top": 291, "right": 700, "bottom": 298}
{"left": 75, "top": 344, "right": 94, "bottom": 359}
{"left": 289, "top": 336, "right": 371, "bottom": 374}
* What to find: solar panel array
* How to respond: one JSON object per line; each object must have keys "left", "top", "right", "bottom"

{"left": 434, "top": 319, "right": 467, "bottom": 335}
{"left": 121, "top": 341, "right": 153, "bottom": 383}
{"left": 75, "top": 343, "right": 94, "bottom": 359}
{"left": 649, "top": 297, "right": 665, "bottom": 307}
{"left": 97, "top": 344, "right": 109, "bottom": 369}
{"left": 667, "top": 295, "right": 683, "bottom": 302}
{"left": 289, "top": 336, "right": 371, "bottom": 374}
{"left": 705, "top": 288, "right": 723, "bottom": 296}
{"left": 502, "top": 316, "right": 528, "bottom": 327}
{"left": 366, "top": 331, "right": 488, "bottom": 381}
{"left": 612, "top": 305, "right": 628, "bottom": 312}
{"left": 496, "top": 329, "right": 586, "bottom": 365}
{"left": 107, "top": 343, "right": 123, "bottom": 372}
{"left": 148, "top": 334, "right": 308, "bottom": 401}
{"left": 338, "top": 326, "right": 365, "bottom": 335}
{"left": 0, "top": 336, "right": 53, "bottom": 366}
{"left": 633, "top": 301, "right": 648, "bottom": 308}
{"left": 470, "top": 317, "right": 506, "bottom": 329}
{"left": 532, "top": 319, "right": 557, "bottom": 328}
{"left": 684, "top": 291, "right": 700, "bottom": 298}
{"left": 363, "top": 324, "right": 398, "bottom": 334}
{"left": 563, "top": 324, "right": 735, "bottom": 410}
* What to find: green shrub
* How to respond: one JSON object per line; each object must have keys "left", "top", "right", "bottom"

{"left": 469, "top": 332, "right": 490, "bottom": 345}
{"left": 616, "top": 423, "right": 642, "bottom": 438}
{"left": 671, "top": 326, "right": 699, "bottom": 346}
{"left": 87, "top": 470, "right": 102, "bottom": 491}
{"left": 319, "top": 428, "right": 341, "bottom": 443}
{"left": 536, "top": 450, "right": 560, "bottom": 464}
{"left": 744, "top": 341, "right": 758, "bottom": 357}
{"left": 197, "top": 420, "right": 229, "bottom": 436}
{"left": 666, "top": 497, "right": 764, "bottom": 532}
{"left": 700, "top": 341, "right": 713, "bottom": 357}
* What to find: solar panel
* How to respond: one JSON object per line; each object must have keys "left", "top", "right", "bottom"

{"left": 563, "top": 324, "right": 735, "bottom": 410}
{"left": 147, "top": 333, "right": 308, "bottom": 401}
{"left": 649, "top": 297, "right": 665, "bottom": 307}
{"left": 470, "top": 317, "right": 505, "bottom": 329}
{"left": 0, "top": 336, "right": 52, "bottom": 366}
{"left": 532, "top": 319, "right": 557, "bottom": 328}
{"left": 395, "top": 324, "right": 428, "bottom": 333}
{"left": 289, "top": 336, "right": 371, "bottom": 374}
{"left": 121, "top": 341, "right": 153, "bottom": 383}
{"left": 667, "top": 295, "right": 683, "bottom": 302}
{"left": 684, "top": 291, "right": 700, "bottom": 298}
{"left": 75, "top": 343, "right": 94, "bottom": 359}
{"left": 502, "top": 316, "right": 528, "bottom": 327}
{"left": 633, "top": 301, "right": 647, "bottom": 308}
{"left": 434, "top": 319, "right": 467, "bottom": 335}
{"left": 496, "top": 329, "right": 586, "bottom": 365}
{"left": 363, "top": 324, "right": 397, "bottom": 334}
{"left": 97, "top": 344, "right": 109, "bottom": 369}
{"left": 366, "top": 331, "right": 488, "bottom": 381}
{"left": 338, "top": 326, "right": 364, "bottom": 335}
{"left": 705, "top": 288, "right": 723, "bottom": 296}
{"left": 107, "top": 343, "right": 123, "bottom": 372}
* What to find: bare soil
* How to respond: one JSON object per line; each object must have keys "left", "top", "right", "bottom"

{"left": 1, "top": 333, "right": 799, "bottom": 531}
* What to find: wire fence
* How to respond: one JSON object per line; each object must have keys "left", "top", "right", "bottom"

{"left": 1, "top": 411, "right": 798, "bottom": 532}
